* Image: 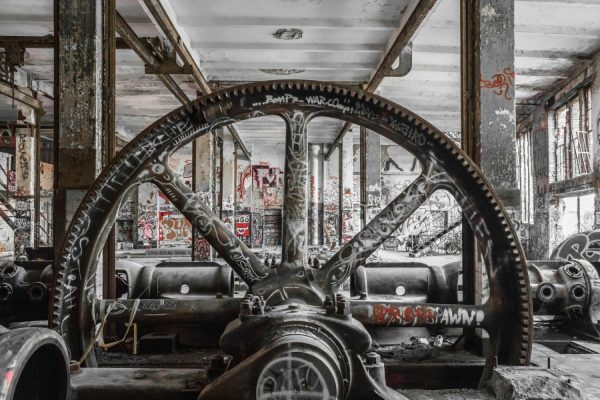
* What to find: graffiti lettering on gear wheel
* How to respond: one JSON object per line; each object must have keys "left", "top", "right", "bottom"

{"left": 252, "top": 93, "right": 428, "bottom": 147}
{"left": 51, "top": 82, "right": 530, "bottom": 367}
{"left": 55, "top": 113, "right": 204, "bottom": 337}
{"left": 551, "top": 230, "right": 600, "bottom": 262}
{"left": 148, "top": 164, "right": 268, "bottom": 283}
{"left": 324, "top": 163, "right": 449, "bottom": 286}
{"left": 256, "top": 354, "right": 337, "bottom": 400}
{"left": 280, "top": 110, "right": 313, "bottom": 266}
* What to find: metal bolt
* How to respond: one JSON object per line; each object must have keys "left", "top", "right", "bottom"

{"left": 337, "top": 298, "right": 350, "bottom": 316}
{"left": 366, "top": 352, "right": 381, "bottom": 365}
{"left": 241, "top": 300, "right": 253, "bottom": 316}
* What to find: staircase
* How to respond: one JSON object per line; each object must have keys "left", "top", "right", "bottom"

{"left": 0, "top": 163, "right": 16, "bottom": 230}
{"left": 409, "top": 219, "right": 462, "bottom": 257}
{"left": 407, "top": 205, "right": 462, "bottom": 257}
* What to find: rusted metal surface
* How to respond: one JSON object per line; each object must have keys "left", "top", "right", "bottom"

{"left": 0, "top": 35, "right": 132, "bottom": 49}
{"left": 0, "top": 81, "right": 43, "bottom": 111}
{"left": 140, "top": 0, "right": 251, "bottom": 160}
{"left": 529, "top": 258, "right": 600, "bottom": 339}
{"left": 324, "top": 0, "right": 439, "bottom": 160}
{"left": 115, "top": 11, "right": 189, "bottom": 105}
{"left": 51, "top": 81, "right": 531, "bottom": 376}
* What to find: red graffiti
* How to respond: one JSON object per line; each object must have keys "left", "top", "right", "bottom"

{"left": 237, "top": 165, "right": 253, "bottom": 199}
{"left": 372, "top": 304, "right": 437, "bottom": 326}
{"left": 480, "top": 67, "right": 515, "bottom": 100}
{"left": 235, "top": 214, "right": 251, "bottom": 238}
{"left": 253, "top": 165, "right": 282, "bottom": 189}
{"left": 194, "top": 237, "right": 211, "bottom": 260}
{"left": 137, "top": 216, "right": 156, "bottom": 241}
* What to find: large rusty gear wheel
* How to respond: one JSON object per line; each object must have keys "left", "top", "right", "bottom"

{"left": 51, "top": 81, "right": 532, "bottom": 376}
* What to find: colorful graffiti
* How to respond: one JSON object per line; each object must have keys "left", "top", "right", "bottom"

{"left": 194, "top": 237, "right": 211, "bottom": 260}
{"left": 235, "top": 212, "right": 251, "bottom": 246}
{"left": 159, "top": 212, "right": 192, "bottom": 243}
{"left": 372, "top": 304, "right": 483, "bottom": 327}
{"left": 137, "top": 216, "right": 156, "bottom": 241}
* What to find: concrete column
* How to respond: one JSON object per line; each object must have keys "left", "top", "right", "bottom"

{"left": 461, "top": 0, "right": 517, "bottom": 353}
{"left": 591, "top": 54, "right": 600, "bottom": 229}
{"left": 192, "top": 133, "right": 214, "bottom": 260}
{"left": 341, "top": 131, "right": 354, "bottom": 243}
{"left": 221, "top": 135, "right": 235, "bottom": 230}
{"left": 309, "top": 144, "right": 320, "bottom": 246}
{"left": 13, "top": 123, "right": 35, "bottom": 260}
{"left": 54, "top": 0, "right": 108, "bottom": 256}
{"left": 361, "top": 129, "right": 381, "bottom": 226}
{"left": 324, "top": 144, "right": 340, "bottom": 249}
{"left": 528, "top": 105, "right": 551, "bottom": 259}
{"left": 479, "top": 0, "right": 519, "bottom": 223}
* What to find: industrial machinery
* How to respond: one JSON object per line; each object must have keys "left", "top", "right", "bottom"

{"left": 0, "top": 80, "right": 573, "bottom": 399}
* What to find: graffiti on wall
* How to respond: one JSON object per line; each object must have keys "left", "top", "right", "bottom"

{"left": 251, "top": 212, "right": 264, "bottom": 248}
{"left": 15, "top": 128, "right": 34, "bottom": 196}
{"left": 194, "top": 237, "right": 211, "bottom": 260}
{"left": 138, "top": 216, "right": 156, "bottom": 242}
{"left": 551, "top": 230, "right": 600, "bottom": 262}
{"left": 263, "top": 210, "right": 282, "bottom": 247}
{"left": 480, "top": 67, "right": 515, "bottom": 100}
{"left": 137, "top": 183, "right": 158, "bottom": 244}
{"left": 256, "top": 164, "right": 284, "bottom": 209}
{"left": 159, "top": 211, "right": 192, "bottom": 244}
{"left": 235, "top": 212, "right": 251, "bottom": 246}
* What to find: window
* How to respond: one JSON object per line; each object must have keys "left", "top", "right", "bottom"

{"left": 549, "top": 87, "right": 593, "bottom": 182}
{"left": 516, "top": 129, "right": 534, "bottom": 224}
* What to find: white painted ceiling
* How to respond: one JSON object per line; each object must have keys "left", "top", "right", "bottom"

{"left": 0, "top": 0, "right": 599, "bottom": 148}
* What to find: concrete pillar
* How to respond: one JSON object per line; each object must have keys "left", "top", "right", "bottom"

{"left": 528, "top": 106, "right": 551, "bottom": 259}
{"left": 13, "top": 123, "right": 35, "bottom": 260}
{"left": 192, "top": 133, "right": 214, "bottom": 260}
{"left": 309, "top": 144, "right": 320, "bottom": 246}
{"left": 324, "top": 144, "right": 340, "bottom": 249}
{"left": 221, "top": 135, "right": 235, "bottom": 230}
{"left": 216, "top": 134, "right": 223, "bottom": 218}
{"left": 341, "top": 131, "right": 355, "bottom": 242}
{"left": 360, "top": 128, "right": 382, "bottom": 227}
{"left": 592, "top": 54, "right": 600, "bottom": 229}
{"left": 461, "top": 0, "right": 518, "bottom": 353}
{"left": 479, "top": 1, "right": 519, "bottom": 223}
{"left": 54, "top": 0, "right": 109, "bottom": 256}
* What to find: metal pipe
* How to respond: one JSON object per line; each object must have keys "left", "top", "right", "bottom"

{"left": 99, "top": 297, "right": 241, "bottom": 324}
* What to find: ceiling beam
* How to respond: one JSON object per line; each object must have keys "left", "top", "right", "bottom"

{"left": 115, "top": 11, "right": 189, "bottom": 104}
{"left": 325, "top": 0, "right": 438, "bottom": 160}
{"left": 141, "top": 0, "right": 251, "bottom": 160}
{"left": 0, "top": 81, "right": 43, "bottom": 111}
{"left": 0, "top": 35, "right": 132, "bottom": 49}
{"left": 190, "top": 41, "right": 386, "bottom": 53}
{"left": 200, "top": 60, "right": 375, "bottom": 71}
{"left": 427, "top": 20, "right": 600, "bottom": 38}
{"left": 413, "top": 44, "right": 595, "bottom": 61}
{"left": 177, "top": 16, "right": 398, "bottom": 30}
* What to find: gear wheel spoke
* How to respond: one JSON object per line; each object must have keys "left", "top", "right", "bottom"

{"left": 148, "top": 161, "right": 272, "bottom": 285}
{"left": 317, "top": 163, "right": 450, "bottom": 291}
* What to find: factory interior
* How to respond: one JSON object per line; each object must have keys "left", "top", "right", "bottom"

{"left": 0, "top": 0, "right": 600, "bottom": 399}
